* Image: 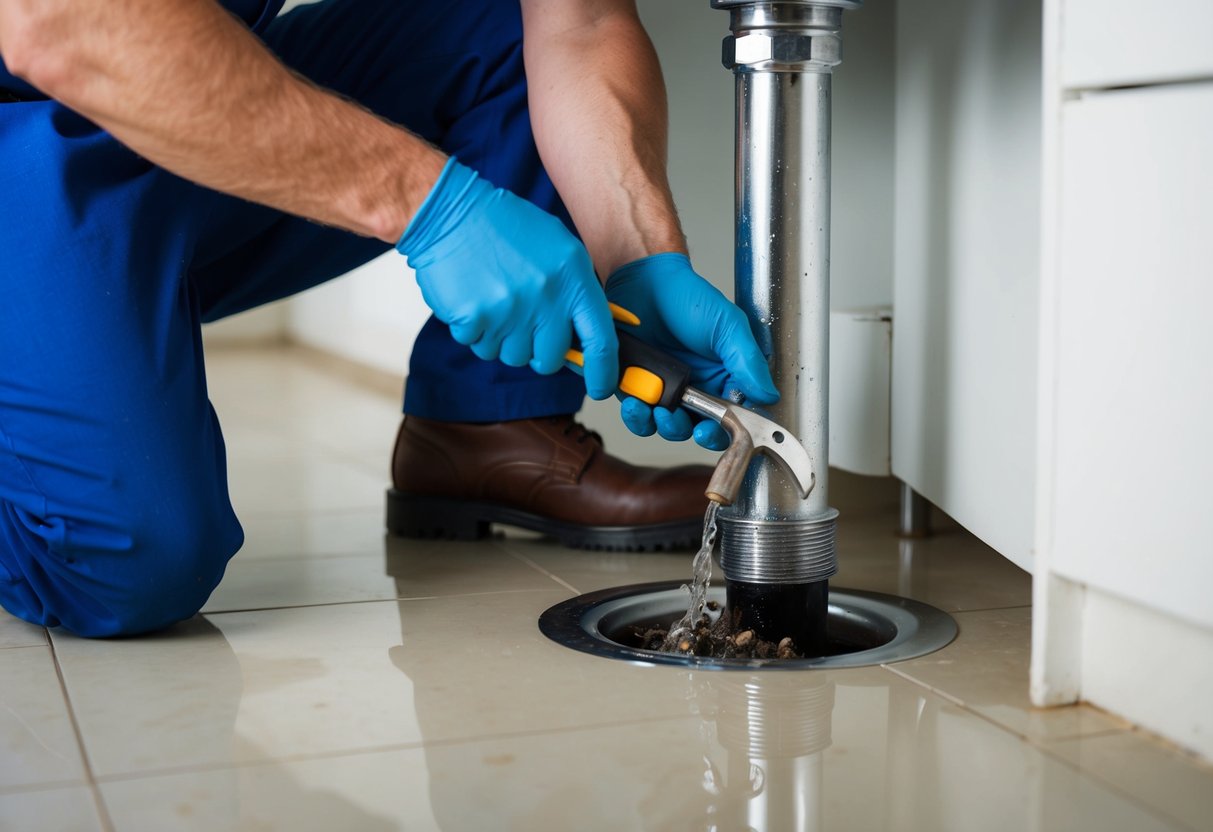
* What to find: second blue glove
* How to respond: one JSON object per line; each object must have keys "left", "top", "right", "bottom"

{"left": 606, "top": 253, "right": 779, "bottom": 450}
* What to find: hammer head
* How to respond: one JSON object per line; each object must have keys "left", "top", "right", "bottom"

{"left": 706, "top": 404, "right": 816, "bottom": 506}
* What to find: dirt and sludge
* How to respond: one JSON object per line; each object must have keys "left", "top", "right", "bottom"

{"left": 630, "top": 600, "right": 804, "bottom": 660}
{"left": 630, "top": 502, "right": 806, "bottom": 661}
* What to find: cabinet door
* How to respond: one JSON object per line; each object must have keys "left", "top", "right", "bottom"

{"left": 1052, "top": 82, "right": 1213, "bottom": 630}
{"left": 1062, "top": 0, "right": 1213, "bottom": 90}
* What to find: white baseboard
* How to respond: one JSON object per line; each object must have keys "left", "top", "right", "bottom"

{"left": 1080, "top": 585, "right": 1213, "bottom": 761}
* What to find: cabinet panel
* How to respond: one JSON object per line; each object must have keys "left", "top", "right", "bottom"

{"left": 1052, "top": 83, "right": 1213, "bottom": 630}
{"left": 1062, "top": 0, "right": 1213, "bottom": 89}
{"left": 830, "top": 310, "right": 892, "bottom": 477}
{"left": 892, "top": 0, "right": 1041, "bottom": 571}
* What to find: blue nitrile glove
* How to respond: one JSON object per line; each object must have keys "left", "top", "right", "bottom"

{"left": 605, "top": 253, "right": 779, "bottom": 450}
{"left": 397, "top": 158, "right": 618, "bottom": 400}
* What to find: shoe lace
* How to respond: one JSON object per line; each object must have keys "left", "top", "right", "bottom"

{"left": 551, "top": 416, "right": 601, "bottom": 446}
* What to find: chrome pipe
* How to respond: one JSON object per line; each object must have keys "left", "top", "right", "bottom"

{"left": 712, "top": 0, "right": 859, "bottom": 647}
{"left": 714, "top": 2, "right": 854, "bottom": 525}
{"left": 898, "top": 481, "right": 933, "bottom": 538}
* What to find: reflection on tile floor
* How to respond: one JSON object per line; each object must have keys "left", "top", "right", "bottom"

{"left": 1, "top": 346, "right": 1210, "bottom": 831}
{"left": 0, "top": 647, "right": 87, "bottom": 792}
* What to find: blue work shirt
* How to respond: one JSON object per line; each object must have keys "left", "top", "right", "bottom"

{"left": 0, "top": 0, "right": 286, "bottom": 100}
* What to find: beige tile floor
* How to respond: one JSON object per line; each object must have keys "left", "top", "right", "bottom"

{"left": 2, "top": 345, "right": 1211, "bottom": 832}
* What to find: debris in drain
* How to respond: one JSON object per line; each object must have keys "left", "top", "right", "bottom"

{"left": 641, "top": 502, "right": 804, "bottom": 660}
{"left": 631, "top": 601, "right": 804, "bottom": 660}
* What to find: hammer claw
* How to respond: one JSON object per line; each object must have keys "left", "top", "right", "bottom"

{"left": 682, "top": 387, "right": 816, "bottom": 505}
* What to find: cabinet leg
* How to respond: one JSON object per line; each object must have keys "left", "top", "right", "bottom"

{"left": 898, "top": 482, "right": 932, "bottom": 538}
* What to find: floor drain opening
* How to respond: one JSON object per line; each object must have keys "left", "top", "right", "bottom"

{"left": 539, "top": 582, "right": 957, "bottom": 671}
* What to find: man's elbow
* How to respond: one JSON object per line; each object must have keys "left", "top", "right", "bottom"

{"left": 0, "top": 3, "right": 80, "bottom": 100}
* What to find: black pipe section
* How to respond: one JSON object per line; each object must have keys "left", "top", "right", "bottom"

{"left": 726, "top": 578, "right": 829, "bottom": 657}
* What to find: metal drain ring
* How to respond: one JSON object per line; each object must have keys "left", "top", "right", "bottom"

{"left": 538, "top": 581, "right": 957, "bottom": 671}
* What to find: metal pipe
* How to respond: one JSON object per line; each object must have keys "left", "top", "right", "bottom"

{"left": 712, "top": 0, "right": 860, "bottom": 654}
{"left": 711, "top": 674, "right": 835, "bottom": 831}
{"left": 898, "top": 481, "right": 932, "bottom": 538}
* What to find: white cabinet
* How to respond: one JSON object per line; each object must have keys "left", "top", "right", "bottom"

{"left": 892, "top": 0, "right": 1042, "bottom": 572}
{"left": 1061, "top": 0, "right": 1213, "bottom": 89}
{"left": 1032, "top": 1, "right": 1213, "bottom": 760}
{"left": 1051, "top": 82, "right": 1213, "bottom": 632}
{"left": 830, "top": 309, "right": 892, "bottom": 477}
{"left": 890, "top": 0, "right": 1213, "bottom": 759}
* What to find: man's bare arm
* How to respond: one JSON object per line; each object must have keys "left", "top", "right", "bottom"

{"left": 0, "top": 0, "right": 444, "bottom": 242}
{"left": 519, "top": 0, "right": 686, "bottom": 278}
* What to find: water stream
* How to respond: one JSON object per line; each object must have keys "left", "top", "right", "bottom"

{"left": 660, "top": 501, "right": 720, "bottom": 651}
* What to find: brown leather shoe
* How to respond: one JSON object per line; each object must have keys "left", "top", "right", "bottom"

{"left": 386, "top": 415, "right": 711, "bottom": 551}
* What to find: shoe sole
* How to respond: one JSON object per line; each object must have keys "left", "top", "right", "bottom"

{"left": 385, "top": 489, "right": 702, "bottom": 553}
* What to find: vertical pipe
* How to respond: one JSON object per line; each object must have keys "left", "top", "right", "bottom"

{"left": 713, "top": 1, "right": 859, "bottom": 656}
{"left": 898, "top": 482, "right": 933, "bottom": 538}
{"left": 732, "top": 53, "right": 834, "bottom": 523}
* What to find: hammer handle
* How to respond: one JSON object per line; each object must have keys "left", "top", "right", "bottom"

{"left": 565, "top": 318, "right": 691, "bottom": 412}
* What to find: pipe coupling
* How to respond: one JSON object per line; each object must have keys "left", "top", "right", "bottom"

{"left": 717, "top": 510, "right": 839, "bottom": 584}
{"left": 717, "top": 2, "right": 855, "bottom": 74}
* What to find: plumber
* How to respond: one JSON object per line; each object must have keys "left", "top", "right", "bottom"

{"left": 0, "top": 0, "right": 780, "bottom": 636}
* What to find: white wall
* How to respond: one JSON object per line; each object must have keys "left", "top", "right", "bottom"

{"left": 286, "top": 253, "right": 422, "bottom": 380}
{"left": 638, "top": 0, "right": 895, "bottom": 310}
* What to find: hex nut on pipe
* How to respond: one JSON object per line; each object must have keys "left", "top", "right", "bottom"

{"left": 723, "top": 32, "right": 842, "bottom": 71}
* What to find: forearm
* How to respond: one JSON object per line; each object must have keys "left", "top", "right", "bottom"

{"left": 0, "top": 0, "right": 444, "bottom": 242}
{"left": 521, "top": 1, "right": 686, "bottom": 277}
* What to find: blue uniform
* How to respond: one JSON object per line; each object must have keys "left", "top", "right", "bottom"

{"left": 0, "top": 0, "right": 585, "bottom": 636}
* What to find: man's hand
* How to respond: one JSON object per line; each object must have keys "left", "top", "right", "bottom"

{"left": 606, "top": 253, "right": 779, "bottom": 449}
{"left": 398, "top": 159, "right": 619, "bottom": 400}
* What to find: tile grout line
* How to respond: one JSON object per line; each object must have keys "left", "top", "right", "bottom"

{"left": 47, "top": 635, "right": 116, "bottom": 832}
{"left": 201, "top": 587, "right": 563, "bottom": 618}
{"left": 237, "top": 505, "right": 387, "bottom": 517}
{"left": 878, "top": 665, "right": 1198, "bottom": 832}
{"left": 1030, "top": 735, "right": 1206, "bottom": 832}
{"left": 0, "top": 622, "right": 54, "bottom": 651}
{"left": 880, "top": 664, "right": 967, "bottom": 710}
{"left": 502, "top": 549, "right": 581, "bottom": 595}
{"left": 213, "top": 394, "right": 398, "bottom": 476}
{"left": 227, "top": 503, "right": 395, "bottom": 521}
{"left": 946, "top": 603, "right": 1033, "bottom": 613}
{"left": 0, "top": 777, "right": 94, "bottom": 798}
{"left": 89, "top": 711, "right": 695, "bottom": 786}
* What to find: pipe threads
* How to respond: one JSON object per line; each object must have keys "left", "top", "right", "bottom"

{"left": 717, "top": 510, "right": 839, "bottom": 584}
{"left": 716, "top": 678, "right": 835, "bottom": 757}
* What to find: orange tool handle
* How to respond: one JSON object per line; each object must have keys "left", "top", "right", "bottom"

{"left": 565, "top": 305, "right": 692, "bottom": 411}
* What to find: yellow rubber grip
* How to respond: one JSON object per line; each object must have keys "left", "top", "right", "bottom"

{"left": 619, "top": 366, "right": 665, "bottom": 406}
{"left": 608, "top": 303, "right": 641, "bottom": 326}
{"left": 563, "top": 350, "right": 665, "bottom": 405}
{"left": 564, "top": 305, "right": 658, "bottom": 399}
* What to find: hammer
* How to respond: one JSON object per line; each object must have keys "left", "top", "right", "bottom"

{"left": 567, "top": 305, "right": 816, "bottom": 507}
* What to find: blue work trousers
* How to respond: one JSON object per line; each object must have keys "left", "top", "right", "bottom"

{"left": 0, "top": 0, "right": 584, "bottom": 636}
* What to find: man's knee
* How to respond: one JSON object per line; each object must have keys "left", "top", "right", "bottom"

{"left": 0, "top": 493, "right": 243, "bottom": 638}
{"left": 110, "top": 506, "right": 244, "bottom": 635}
